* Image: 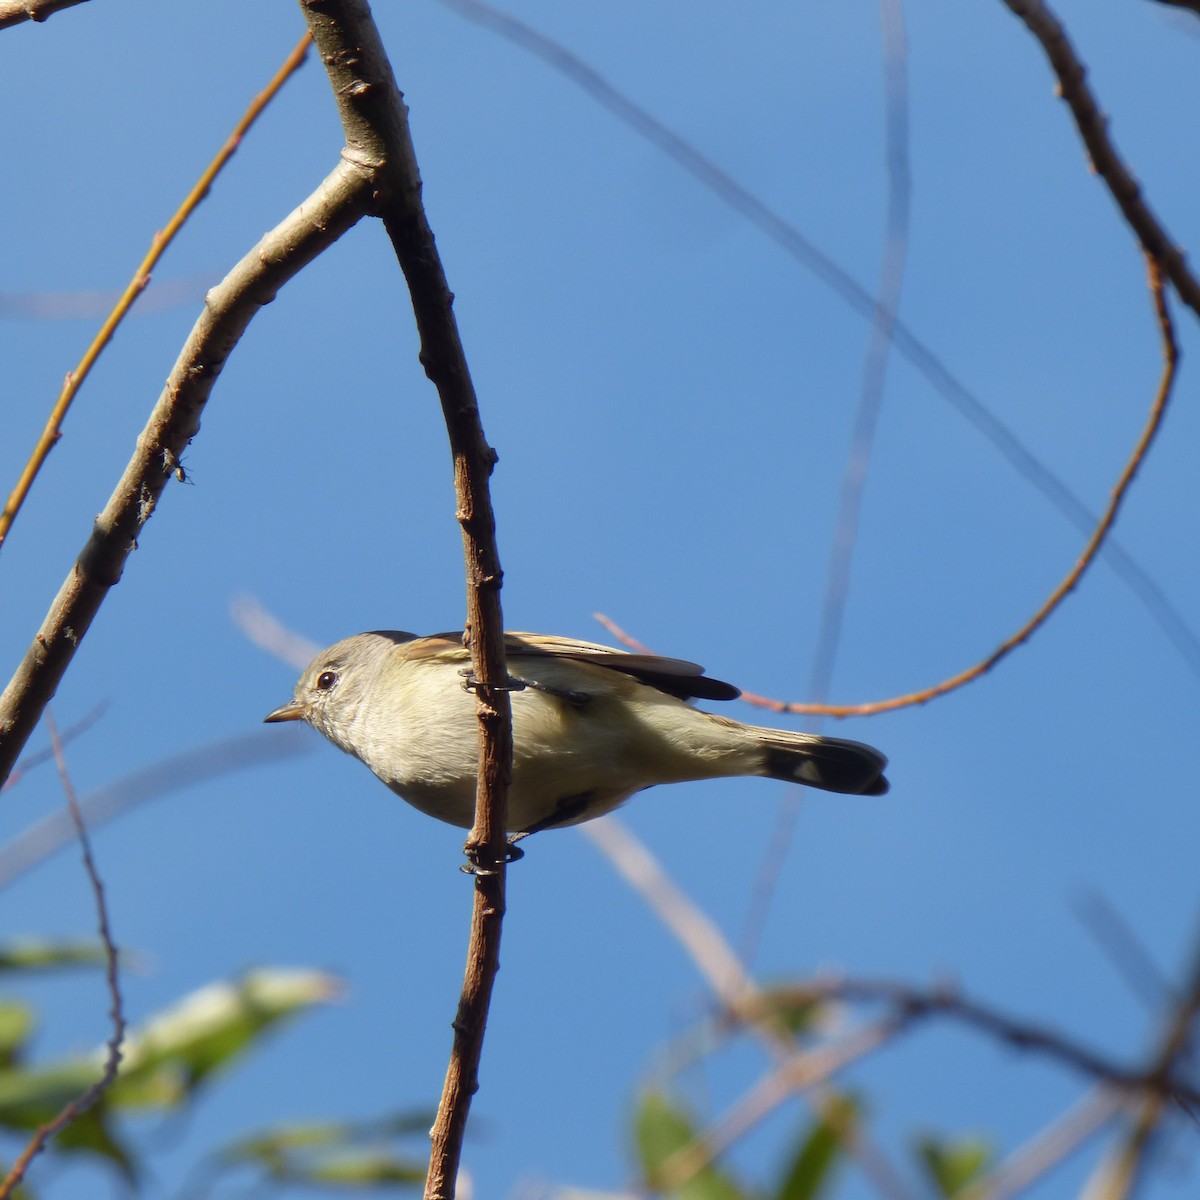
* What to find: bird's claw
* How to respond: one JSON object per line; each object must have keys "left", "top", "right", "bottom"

{"left": 460, "top": 838, "right": 525, "bottom": 876}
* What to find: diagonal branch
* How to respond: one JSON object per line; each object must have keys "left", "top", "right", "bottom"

{"left": 296, "top": 5, "right": 513, "bottom": 1199}
{"left": 0, "top": 31, "right": 313, "bottom": 552}
{"left": 0, "top": 0, "right": 88, "bottom": 29}
{"left": 999, "top": 0, "right": 1200, "bottom": 320}
{"left": 0, "top": 159, "right": 374, "bottom": 787}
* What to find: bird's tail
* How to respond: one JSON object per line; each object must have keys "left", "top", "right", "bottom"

{"left": 751, "top": 726, "right": 889, "bottom": 796}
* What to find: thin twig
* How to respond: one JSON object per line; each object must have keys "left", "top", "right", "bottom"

{"left": 0, "top": 160, "right": 373, "bottom": 789}
{"left": 1000, "top": 0, "right": 1200, "bottom": 319}
{"left": 737, "top": 0, "right": 913, "bottom": 977}
{"left": 1, "top": 700, "right": 109, "bottom": 792}
{"left": 605, "top": 255, "right": 1176, "bottom": 719}
{"left": 294, "top": 6, "right": 512, "bottom": 1199}
{"left": 231, "top": 594, "right": 321, "bottom": 671}
{"left": 1079, "top": 907, "right": 1200, "bottom": 1200}
{"left": 582, "top": 816, "right": 920, "bottom": 1200}
{"left": 434, "top": 0, "right": 1200, "bottom": 682}
{"left": 958, "top": 1088, "right": 1122, "bottom": 1200}
{"left": 0, "top": 31, "right": 313, "bottom": 551}
{"left": 656, "top": 1018, "right": 903, "bottom": 1192}
{"left": 0, "top": 726, "right": 312, "bottom": 890}
{"left": 771, "top": 976, "right": 1200, "bottom": 1109}
{"left": 0, "top": 713, "right": 125, "bottom": 1200}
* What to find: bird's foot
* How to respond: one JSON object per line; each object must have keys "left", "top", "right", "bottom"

{"left": 460, "top": 837, "right": 526, "bottom": 876}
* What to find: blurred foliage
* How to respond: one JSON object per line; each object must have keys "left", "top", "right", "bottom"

{"left": 915, "top": 1133, "right": 994, "bottom": 1198}
{"left": 186, "top": 1112, "right": 436, "bottom": 1194}
{"left": 0, "top": 951, "right": 348, "bottom": 1189}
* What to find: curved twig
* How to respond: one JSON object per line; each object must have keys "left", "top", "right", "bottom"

{"left": 436, "top": 0, "right": 1200, "bottom": 682}
{"left": 601, "top": 258, "right": 1178, "bottom": 719}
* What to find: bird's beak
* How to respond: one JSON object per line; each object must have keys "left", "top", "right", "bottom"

{"left": 264, "top": 701, "right": 306, "bottom": 724}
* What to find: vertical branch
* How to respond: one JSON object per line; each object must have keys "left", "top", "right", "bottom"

{"left": 0, "top": 712, "right": 124, "bottom": 1200}
{"left": 295, "top": 5, "right": 512, "bottom": 1197}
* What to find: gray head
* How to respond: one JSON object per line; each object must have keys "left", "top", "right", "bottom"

{"left": 263, "top": 631, "right": 419, "bottom": 750}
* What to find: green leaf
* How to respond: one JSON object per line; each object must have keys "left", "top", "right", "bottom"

{"left": 281, "top": 1151, "right": 426, "bottom": 1186}
{"left": 198, "top": 1111, "right": 434, "bottom": 1193}
{"left": 0, "top": 1001, "right": 35, "bottom": 1068}
{"left": 0, "top": 1061, "right": 103, "bottom": 1128}
{"left": 0, "top": 941, "right": 110, "bottom": 974}
{"left": 109, "top": 967, "right": 342, "bottom": 1109}
{"left": 755, "top": 988, "right": 829, "bottom": 1038}
{"left": 775, "top": 1094, "right": 858, "bottom": 1200}
{"left": 52, "top": 1106, "right": 138, "bottom": 1183}
{"left": 915, "top": 1135, "right": 993, "bottom": 1198}
{"left": 220, "top": 1111, "right": 438, "bottom": 1164}
{"left": 634, "top": 1090, "right": 747, "bottom": 1200}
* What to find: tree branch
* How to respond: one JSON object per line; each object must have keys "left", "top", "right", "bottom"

{"left": 0, "top": 0, "right": 89, "bottom": 30}
{"left": 296, "top": 5, "right": 512, "bottom": 1198}
{"left": 0, "top": 160, "right": 374, "bottom": 786}
{"left": 769, "top": 976, "right": 1200, "bottom": 1111}
{"left": 1000, "top": 0, "right": 1200, "bottom": 320}
{"left": 0, "top": 713, "right": 125, "bottom": 1199}
{"left": 0, "top": 31, "right": 313, "bottom": 552}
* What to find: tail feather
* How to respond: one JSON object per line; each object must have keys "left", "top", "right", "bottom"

{"left": 758, "top": 731, "right": 888, "bottom": 796}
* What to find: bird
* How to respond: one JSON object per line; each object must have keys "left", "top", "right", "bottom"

{"left": 264, "top": 630, "right": 888, "bottom": 841}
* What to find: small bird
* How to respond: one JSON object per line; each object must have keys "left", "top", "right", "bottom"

{"left": 264, "top": 631, "right": 888, "bottom": 840}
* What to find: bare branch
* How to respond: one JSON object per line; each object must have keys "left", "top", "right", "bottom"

{"left": 582, "top": 817, "right": 920, "bottom": 1200}
{"left": 600, "top": 258, "right": 1178, "bottom": 719}
{"left": 1000, "top": 0, "right": 1200, "bottom": 320}
{"left": 0, "top": 0, "right": 88, "bottom": 29}
{"left": 0, "top": 159, "right": 374, "bottom": 787}
{"left": 295, "top": 5, "right": 513, "bottom": 1198}
{"left": 0, "top": 32, "right": 313, "bottom": 551}
{"left": 438, "top": 0, "right": 1200, "bottom": 683}
{"left": 1079, "top": 911, "right": 1200, "bottom": 1199}
{"left": 657, "top": 1018, "right": 902, "bottom": 1192}
{"left": 960, "top": 1089, "right": 1122, "bottom": 1200}
{"left": 0, "top": 713, "right": 125, "bottom": 1199}
{"left": 771, "top": 976, "right": 1200, "bottom": 1110}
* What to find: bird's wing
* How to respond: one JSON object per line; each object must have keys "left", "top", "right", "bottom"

{"left": 400, "top": 630, "right": 740, "bottom": 703}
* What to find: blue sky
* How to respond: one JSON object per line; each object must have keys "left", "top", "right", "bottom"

{"left": 2, "top": 2, "right": 1199, "bottom": 1197}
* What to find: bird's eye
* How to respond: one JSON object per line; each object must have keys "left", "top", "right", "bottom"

{"left": 315, "top": 671, "right": 338, "bottom": 692}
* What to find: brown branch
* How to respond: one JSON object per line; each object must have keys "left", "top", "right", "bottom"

{"left": 1081, "top": 914, "right": 1200, "bottom": 1200}
{"left": 1000, "top": 0, "right": 1200, "bottom": 321}
{"left": 295, "top": 6, "right": 512, "bottom": 1199}
{"left": 0, "top": 159, "right": 374, "bottom": 787}
{"left": 582, "top": 817, "right": 920, "bottom": 1200}
{"left": 0, "top": 32, "right": 312, "bottom": 552}
{"left": 770, "top": 976, "right": 1200, "bottom": 1110}
{"left": 437, "top": 0, "right": 1200, "bottom": 685}
{"left": 657, "top": 1018, "right": 902, "bottom": 1192}
{"left": 0, "top": 0, "right": 87, "bottom": 29}
{"left": 599, "top": 256, "right": 1178, "bottom": 720}
{"left": 0, "top": 712, "right": 125, "bottom": 1199}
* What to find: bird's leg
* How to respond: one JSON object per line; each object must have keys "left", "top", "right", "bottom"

{"left": 508, "top": 675, "right": 592, "bottom": 707}
{"left": 460, "top": 839, "right": 525, "bottom": 876}
{"left": 506, "top": 791, "right": 597, "bottom": 851}
{"left": 457, "top": 669, "right": 526, "bottom": 696}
